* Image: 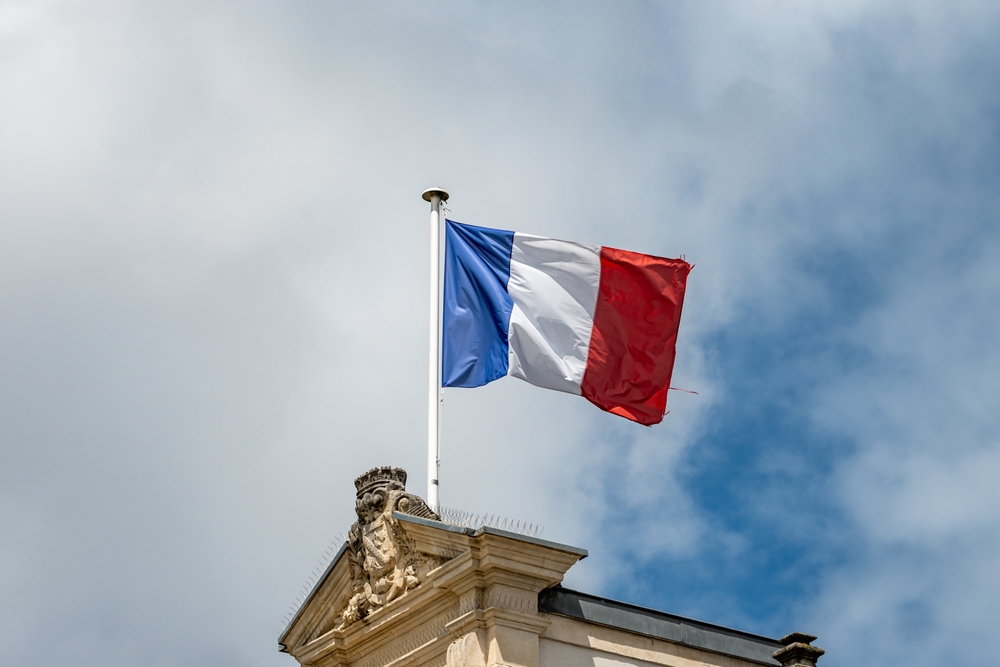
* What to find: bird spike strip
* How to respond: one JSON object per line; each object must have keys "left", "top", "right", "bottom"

{"left": 278, "top": 533, "right": 347, "bottom": 635}
{"left": 277, "top": 508, "right": 545, "bottom": 634}
{"left": 438, "top": 506, "right": 544, "bottom": 538}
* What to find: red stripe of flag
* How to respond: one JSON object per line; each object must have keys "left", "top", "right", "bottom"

{"left": 580, "top": 247, "right": 691, "bottom": 426}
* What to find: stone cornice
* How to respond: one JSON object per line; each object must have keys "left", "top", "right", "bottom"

{"left": 282, "top": 511, "right": 585, "bottom": 667}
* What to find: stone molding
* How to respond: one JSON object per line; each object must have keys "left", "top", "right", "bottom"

{"left": 772, "top": 633, "right": 825, "bottom": 667}
{"left": 280, "top": 506, "right": 585, "bottom": 667}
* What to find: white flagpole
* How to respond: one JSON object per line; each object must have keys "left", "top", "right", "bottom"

{"left": 422, "top": 187, "right": 448, "bottom": 513}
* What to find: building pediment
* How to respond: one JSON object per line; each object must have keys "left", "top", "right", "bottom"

{"left": 278, "top": 468, "right": 586, "bottom": 667}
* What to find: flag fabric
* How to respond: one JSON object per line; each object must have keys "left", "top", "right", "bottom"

{"left": 442, "top": 219, "right": 691, "bottom": 426}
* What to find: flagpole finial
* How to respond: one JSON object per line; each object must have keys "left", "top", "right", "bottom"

{"left": 422, "top": 188, "right": 449, "bottom": 202}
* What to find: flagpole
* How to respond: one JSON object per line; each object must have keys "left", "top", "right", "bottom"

{"left": 422, "top": 187, "right": 448, "bottom": 513}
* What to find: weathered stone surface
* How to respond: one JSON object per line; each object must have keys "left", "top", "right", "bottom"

{"left": 336, "top": 467, "right": 442, "bottom": 630}
{"left": 773, "top": 632, "right": 825, "bottom": 667}
{"left": 279, "top": 468, "right": 585, "bottom": 667}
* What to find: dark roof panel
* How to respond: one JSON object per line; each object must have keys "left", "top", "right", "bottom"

{"left": 538, "top": 587, "right": 782, "bottom": 666}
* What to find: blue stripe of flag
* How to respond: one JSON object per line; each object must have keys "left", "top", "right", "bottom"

{"left": 442, "top": 219, "right": 515, "bottom": 387}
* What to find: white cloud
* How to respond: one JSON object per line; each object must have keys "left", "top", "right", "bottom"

{"left": 1, "top": 1, "right": 999, "bottom": 665}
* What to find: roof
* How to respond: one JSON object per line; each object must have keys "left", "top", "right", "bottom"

{"left": 539, "top": 586, "right": 782, "bottom": 666}
{"left": 279, "top": 514, "right": 781, "bottom": 666}
{"left": 279, "top": 513, "right": 588, "bottom": 648}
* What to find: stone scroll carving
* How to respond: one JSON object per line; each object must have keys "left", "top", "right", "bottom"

{"left": 335, "top": 467, "right": 442, "bottom": 630}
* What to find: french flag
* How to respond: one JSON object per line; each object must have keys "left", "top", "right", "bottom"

{"left": 443, "top": 219, "right": 691, "bottom": 426}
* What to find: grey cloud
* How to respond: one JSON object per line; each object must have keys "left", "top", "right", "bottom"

{"left": 2, "top": 2, "right": 1000, "bottom": 666}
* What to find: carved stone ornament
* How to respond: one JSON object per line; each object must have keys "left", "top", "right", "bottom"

{"left": 335, "top": 467, "right": 441, "bottom": 630}
{"left": 773, "top": 632, "right": 825, "bottom": 667}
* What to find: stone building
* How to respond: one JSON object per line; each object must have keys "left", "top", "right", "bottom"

{"left": 279, "top": 467, "right": 825, "bottom": 667}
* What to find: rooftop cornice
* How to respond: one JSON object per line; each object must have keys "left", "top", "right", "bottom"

{"left": 280, "top": 506, "right": 586, "bottom": 667}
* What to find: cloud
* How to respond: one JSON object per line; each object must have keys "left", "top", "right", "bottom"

{"left": 1, "top": 1, "right": 999, "bottom": 666}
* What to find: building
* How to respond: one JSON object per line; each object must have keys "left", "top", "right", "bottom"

{"left": 279, "top": 467, "right": 825, "bottom": 667}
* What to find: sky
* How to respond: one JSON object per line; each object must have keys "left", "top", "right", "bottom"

{"left": 2, "top": 1, "right": 999, "bottom": 666}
